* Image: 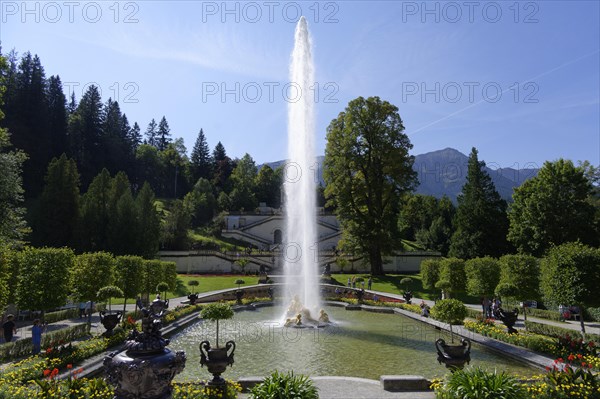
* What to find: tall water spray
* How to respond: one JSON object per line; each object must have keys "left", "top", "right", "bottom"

{"left": 283, "top": 16, "right": 321, "bottom": 315}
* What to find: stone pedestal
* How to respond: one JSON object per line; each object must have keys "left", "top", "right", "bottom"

{"left": 104, "top": 295, "right": 186, "bottom": 399}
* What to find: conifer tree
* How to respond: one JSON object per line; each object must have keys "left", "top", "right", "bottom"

{"left": 145, "top": 118, "right": 158, "bottom": 148}
{"left": 191, "top": 129, "right": 212, "bottom": 181}
{"left": 157, "top": 116, "right": 172, "bottom": 151}
{"left": 449, "top": 147, "right": 509, "bottom": 258}
{"left": 37, "top": 154, "right": 80, "bottom": 247}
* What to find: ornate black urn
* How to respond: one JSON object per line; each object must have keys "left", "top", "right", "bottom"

{"left": 104, "top": 295, "right": 186, "bottom": 399}
{"left": 494, "top": 307, "right": 519, "bottom": 334}
{"left": 100, "top": 310, "right": 122, "bottom": 337}
{"left": 200, "top": 340, "right": 236, "bottom": 387}
{"left": 435, "top": 338, "right": 471, "bottom": 371}
{"left": 187, "top": 293, "right": 199, "bottom": 305}
{"left": 235, "top": 289, "right": 244, "bottom": 305}
{"left": 403, "top": 291, "right": 413, "bottom": 305}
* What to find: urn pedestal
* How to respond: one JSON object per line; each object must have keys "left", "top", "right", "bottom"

{"left": 104, "top": 295, "right": 186, "bottom": 399}
{"left": 104, "top": 349, "right": 186, "bottom": 399}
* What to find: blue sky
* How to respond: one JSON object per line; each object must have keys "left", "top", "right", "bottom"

{"left": 1, "top": 1, "right": 599, "bottom": 169}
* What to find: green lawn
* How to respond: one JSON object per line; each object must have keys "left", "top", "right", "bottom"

{"left": 329, "top": 273, "right": 480, "bottom": 303}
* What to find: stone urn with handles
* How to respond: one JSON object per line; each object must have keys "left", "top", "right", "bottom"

{"left": 199, "top": 340, "right": 236, "bottom": 387}
{"left": 100, "top": 310, "right": 122, "bottom": 337}
{"left": 435, "top": 338, "right": 471, "bottom": 371}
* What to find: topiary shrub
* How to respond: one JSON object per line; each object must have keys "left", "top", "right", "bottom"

{"left": 250, "top": 371, "right": 318, "bottom": 399}
{"left": 201, "top": 302, "right": 234, "bottom": 347}
{"left": 431, "top": 299, "right": 468, "bottom": 342}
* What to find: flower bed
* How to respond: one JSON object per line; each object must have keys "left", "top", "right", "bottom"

{"left": 463, "top": 320, "right": 556, "bottom": 355}
{"left": 525, "top": 320, "right": 599, "bottom": 342}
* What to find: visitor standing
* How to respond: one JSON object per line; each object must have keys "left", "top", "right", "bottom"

{"left": 367, "top": 276, "right": 372, "bottom": 290}
{"left": 31, "top": 319, "right": 45, "bottom": 354}
{"left": 347, "top": 278, "right": 351, "bottom": 287}
{"left": 2, "top": 315, "right": 16, "bottom": 343}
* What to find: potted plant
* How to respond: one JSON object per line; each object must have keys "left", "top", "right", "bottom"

{"left": 97, "top": 285, "right": 124, "bottom": 337}
{"left": 199, "top": 303, "right": 236, "bottom": 387}
{"left": 431, "top": 299, "right": 470, "bottom": 371}
{"left": 187, "top": 280, "right": 200, "bottom": 304}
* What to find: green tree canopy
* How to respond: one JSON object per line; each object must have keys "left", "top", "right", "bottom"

{"left": 183, "top": 178, "right": 217, "bottom": 227}
{"left": 36, "top": 154, "right": 80, "bottom": 248}
{"left": 420, "top": 258, "right": 441, "bottom": 290}
{"left": 229, "top": 153, "right": 258, "bottom": 211}
{"left": 508, "top": 159, "right": 597, "bottom": 256}
{"left": 135, "top": 182, "right": 160, "bottom": 258}
{"left": 16, "top": 247, "right": 74, "bottom": 313}
{"left": 323, "top": 96, "right": 417, "bottom": 275}
{"left": 0, "top": 55, "right": 29, "bottom": 247}
{"left": 540, "top": 242, "right": 600, "bottom": 334}
{"left": 449, "top": 148, "right": 509, "bottom": 259}
{"left": 115, "top": 255, "right": 144, "bottom": 313}
{"left": 498, "top": 254, "right": 540, "bottom": 303}
{"left": 255, "top": 165, "right": 282, "bottom": 208}
{"left": 436, "top": 258, "right": 466, "bottom": 298}
{"left": 464, "top": 257, "right": 501, "bottom": 298}
{"left": 71, "top": 252, "right": 115, "bottom": 302}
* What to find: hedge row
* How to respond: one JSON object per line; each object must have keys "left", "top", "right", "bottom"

{"left": 0, "top": 323, "right": 90, "bottom": 361}
{"left": 44, "top": 307, "right": 81, "bottom": 324}
{"left": 525, "top": 308, "right": 563, "bottom": 322}
{"left": 524, "top": 320, "right": 599, "bottom": 342}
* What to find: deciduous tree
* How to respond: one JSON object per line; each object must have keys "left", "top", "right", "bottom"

{"left": 324, "top": 96, "right": 417, "bottom": 275}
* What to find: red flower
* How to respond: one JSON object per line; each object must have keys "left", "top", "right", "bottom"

{"left": 43, "top": 369, "right": 51, "bottom": 377}
{"left": 589, "top": 341, "right": 595, "bottom": 347}
{"left": 66, "top": 364, "right": 73, "bottom": 369}
{"left": 51, "top": 368, "right": 59, "bottom": 377}
{"left": 577, "top": 354, "right": 583, "bottom": 359}
{"left": 568, "top": 354, "right": 575, "bottom": 362}
{"left": 45, "top": 348, "right": 52, "bottom": 354}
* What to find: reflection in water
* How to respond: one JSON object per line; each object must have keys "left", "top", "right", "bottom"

{"left": 170, "top": 306, "right": 537, "bottom": 381}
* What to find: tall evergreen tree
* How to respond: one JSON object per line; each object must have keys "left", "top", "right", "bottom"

{"left": 191, "top": 129, "right": 212, "bottom": 181}
{"left": 79, "top": 168, "right": 112, "bottom": 251}
{"left": 36, "top": 154, "right": 80, "bottom": 248}
{"left": 145, "top": 118, "right": 158, "bottom": 148}
{"left": 449, "top": 147, "right": 509, "bottom": 259}
{"left": 4, "top": 52, "right": 51, "bottom": 197}
{"left": 135, "top": 182, "right": 160, "bottom": 258}
{"left": 68, "top": 85, "right": 104, "bottom": 188}
{"left": 128, "top": 122, "right": 142, "bottom": 151}
{"left": 157, "top": 116, "right": 172, "bottom": 151}
{"left": 212, "top": 141, "right": 232, "bottom": 191}
{"left": 67, "top": 92, "right": 77, "bottom": 115}
{"left": 0, "top": 56, "right": 29, "bottom": 246}
{"left": 46, "top": 75, "right": 68, "bottom": 158}
{"left": 102, "top": 98, "right": 128, "bottom": 174}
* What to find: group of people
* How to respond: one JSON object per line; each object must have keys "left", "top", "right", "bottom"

{"left": 346, "top": 276, "right": 373, "bottom": 290}
{"left": 481, "top": 297, "right": 502, "bottom": 319}
{"left": 2, "top": 315, "right": 46, "bottom": 354}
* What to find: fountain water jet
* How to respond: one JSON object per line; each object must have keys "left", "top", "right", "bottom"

{"left": 282, "top": 16, "right": 322, "bottom": 323}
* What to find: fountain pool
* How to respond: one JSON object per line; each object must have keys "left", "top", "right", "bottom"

{"left": 170, "top": 305, "right": 538, "bottom": 381}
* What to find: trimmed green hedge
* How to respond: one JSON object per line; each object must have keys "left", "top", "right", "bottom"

{"left": 524, "top": 320, "right": 598, "bottom": 342}
{"left": 44, "top": 307, "right": 80, "bottom": 324}
{"left": 525, "top": 308, "right": 563, "bottom": 322}
{"left": 0, "top": 323, "right": 90, "bottom": 361}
